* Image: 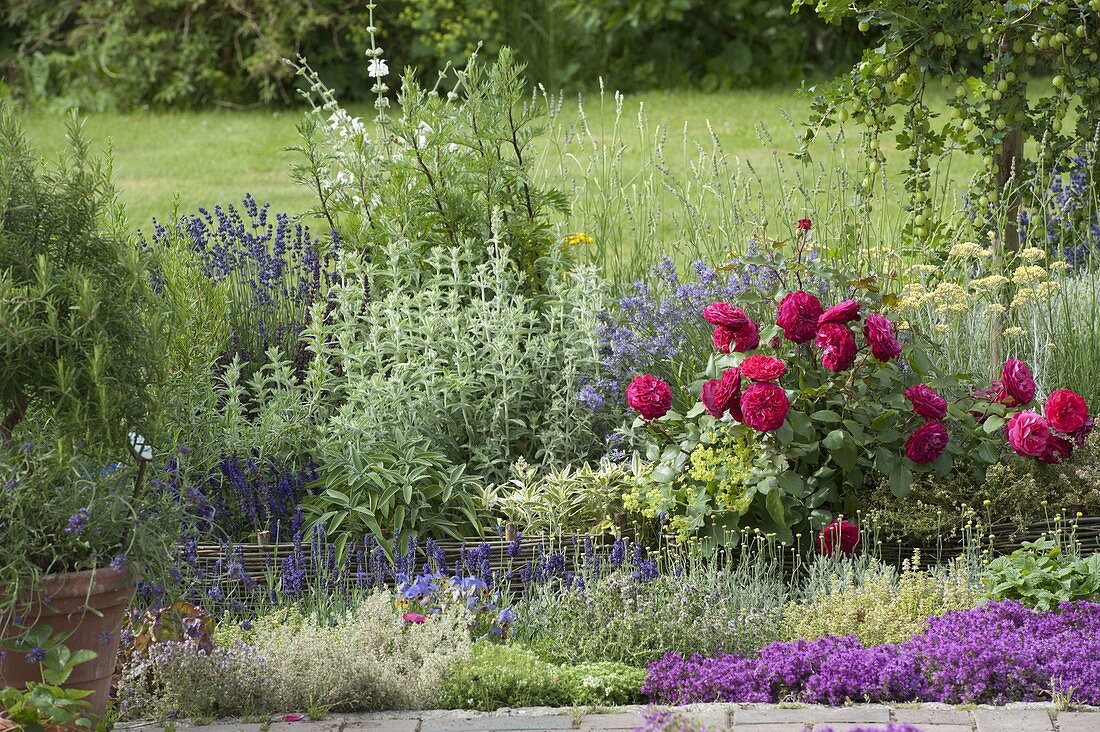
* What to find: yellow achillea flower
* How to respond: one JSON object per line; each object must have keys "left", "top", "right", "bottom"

{"left": 562, "top": 232, "right": 594, "bottom": 247}
{"left": 949, "top": 241, "right": 988, "bottom": 258}
{"left": 987, "top": 303, "right": 1007, "bottom": 314}
{"left": 1003, "top": 326, "right": 1026, "bottom": 338}
{"left": 971, "top": 275, "right": 1009, "bottom": 290}
{"left": 1012, "top": 265, "right": 1047, "bottom": 284}
{"left": 910, "top": 264, "right": 939, "bottom": 276}
{"left": 1050, "top": 260, "right": 1072, "bottom": 273}
{"left": 1019, "top": 247, "right": 1047, "bottom": 262}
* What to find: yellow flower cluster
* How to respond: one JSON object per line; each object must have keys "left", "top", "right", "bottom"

{"left": 621, "top": 474, "right": 663, "bottom": 520}
{"left": 895, "top": 282, "right": 970, "bottom": 315}
{"left": 685, "top": 435, "right": 755, "bottom": 514}
{"left": 562, "top": 232, "right": 594, "bottom": 247}
{"left": 949, "top": 241, "right": 991, "bottom": 258}
{"left": 1018, "top": 247, "right": 1047, "bottom": 262}
{"left": 971, "top": 275, "right": 1009, "bottom": 291}
{"left": 1003, "top": 326, "right": 1026, "bottom": 339}
{"left": 1011, "top": 279, "right": 1061, "bottom": 308}
{"left": 1012, "top": 265, "right": 1048, "bottom": 284}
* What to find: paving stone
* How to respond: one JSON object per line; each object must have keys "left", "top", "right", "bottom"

{"left": 420, "top": 715, "right": 573, "bottom": 732}
{"left": 898, "top": 726, "right": 972, "bottom": 732}
{"left": 973, "top": 709, "right": 1053, "bottom": 732}
{"left": 577, "top": 712, "right": 646, "bottom": 729}
{"left": 891, "top": 709, "right": 973, "bottom": 726}
{"left": 733, "top": 706, "right": 891, "bottom": 725}
{"left": 342, "top": 721, "right": 422, "bottom": 732}
{"left": 1057, "top": 712, "right": 1100, "bottom": 732}
{"left": 729, "top": 724, "right": 806, "bottom": 732}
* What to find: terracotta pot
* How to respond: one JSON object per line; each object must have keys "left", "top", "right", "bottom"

{"left": 1, "top": 567, "right": 135, "bottom": 722}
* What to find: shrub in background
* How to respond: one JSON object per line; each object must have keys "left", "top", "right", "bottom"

{"left": 4, "top": 0, "right": 868, "bottom": 110}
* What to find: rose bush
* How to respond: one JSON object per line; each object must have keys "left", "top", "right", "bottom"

{"left": 619, "top": 222, "right": 1092, "bottom": 546}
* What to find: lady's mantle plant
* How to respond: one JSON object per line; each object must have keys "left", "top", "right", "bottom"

{"left": 0, "top": 104, "right": 179, "bottom": 615}
{"left": 621, "top": 221, "right": 1091, "bottom": 544}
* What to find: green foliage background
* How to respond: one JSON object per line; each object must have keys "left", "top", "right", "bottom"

{"left": 1, "top": 0, "right": 867, "bottom": 110}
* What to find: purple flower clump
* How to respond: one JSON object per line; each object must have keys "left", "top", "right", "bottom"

{"left": 643, "top": 600, "right": 1100, "bottom": 706}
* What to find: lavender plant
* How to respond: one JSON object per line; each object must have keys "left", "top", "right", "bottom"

{"left": 1021, "top": 156, "right": 1100, "bottom": 269}
{"left": 142, "top": 194, "right": 337, "bottom": 374}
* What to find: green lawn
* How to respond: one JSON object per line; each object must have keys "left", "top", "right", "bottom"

{"left": 21, "top": 86, "right": 982, "bottom": 235}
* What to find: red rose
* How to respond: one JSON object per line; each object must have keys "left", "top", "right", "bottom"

{"left": 703, "top": 302, "right": 750, "bottom": 330}
{"left": 1038, "top": 435, "right": 1073, "bottom": 464}
{"left": 905, "top": 384, "right": 948, "bottom": 421}
{"left": 797, "top": 218, "right": 813, "bottom": 231}
{"left": 740, "top": 382, "right": 789, "bottom": 432}
{"left": 813, "top": 323, "right": 857, "bottom": 372}
{"left": 904, "top": 421, "right": 949, "bottom": 463}
{"left": 1000, "top": 359, "right": 1036, "bottom": 407}
{"left": 816, "top": 519, "right": 860, "bottom": 556}
{"left": 1045, "top": 389, "right": 1088, "bottom": 434}
{"left": 1005, "top": 410, "right": 1049, "bottom": 457}
{"left": 776, "top": 291, "right": 824, "bottom": 344}
{"left": 1070, "top": 417, "right": 1095, "bottom": 447}
{"left": 818, "top": 300, "right": 861, "bottom": 327}
{"left": 733, "top": 318, "right": 760, "bottom": 352}
{"left": 626, "top": 374, "right": 673, "bottom": 420}
{"left": 863, "top": 313, "right": 902, "bottom": 362}
{"left": 713, "top": 325, "right": 735, "bottom": 354}
{"left": 738, "top": 354, "right": 786, "bottom": 382}
{"left": 712, "top": 321, "right": 760, "bottom": 353}
{"left": 701, "top": 369, "right": 742, "bottom": 420}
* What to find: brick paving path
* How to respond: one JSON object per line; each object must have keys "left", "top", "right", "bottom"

{"left": 120, "top": 704, "right": 1100, "bottom": 732}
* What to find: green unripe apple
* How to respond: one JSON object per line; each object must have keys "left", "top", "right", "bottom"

{"left": 859, "top": 20, "right": 870, "bottom": 32}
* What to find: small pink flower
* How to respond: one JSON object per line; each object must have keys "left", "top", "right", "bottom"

{"left": 283, "top": 715, "right": 305, "bottom": 723}
{"left": 797, "top": 218, "right": 813, "bottom": 231}
{"left": 702, "top": 302, "right": 751, "bottom": 329}
{"left": 1005, "top": 410, "right": 1049, "bottom": 457}
{"left": 740, "top": 382, "right": 789, "bottom": 432}
{"left": 403, "top": 612, "right": 427, "bottom": 624}
{"left": 1045, "top": 389, "right": 1089, "bottom": 434}
{"left": 626, "top": 374, "right": 673, "bottom": 420}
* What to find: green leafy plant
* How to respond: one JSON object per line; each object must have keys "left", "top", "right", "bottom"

{"left": 982, "top": 537, "right": 1100, "bottom": 611}
{"left": 0, "top": 626, "right": 98, "bottom": 731}
{"left": 482, "top": 458, "right": 631, "bottom": 536}
{"left": 440, "top": 642, "right": 644, "bottom": 711}
{"left": 302, "top": 435, "right": 483, "bottom": 558}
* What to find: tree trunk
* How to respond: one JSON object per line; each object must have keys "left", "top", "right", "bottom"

{"left": 989, "top": 121, "right": 1025, "bottom": 379}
